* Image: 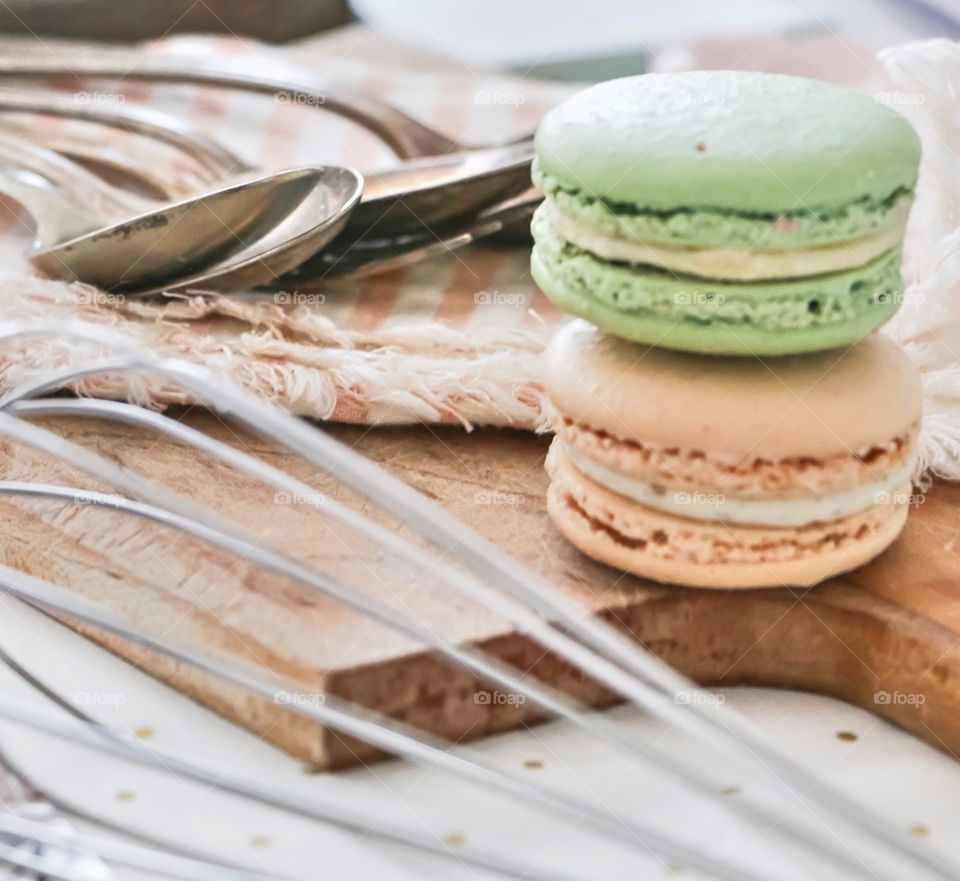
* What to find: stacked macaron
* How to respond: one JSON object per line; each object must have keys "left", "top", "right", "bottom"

{"left": 533, "top": 71, "right": 923, "bottom": 589}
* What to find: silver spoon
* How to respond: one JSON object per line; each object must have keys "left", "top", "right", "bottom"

{"left": 10, "top": 102, "right": 532, "bottom": 247}
{"left": 13, "top": 157, "right": 362, "bottom": 295}
{"left": 1, "top": 136, "right": 527, "bottom": 291}
{"left": 0, "top": 134, "right": 152, "bottom": 243}
{"left": 345, "top": 142, "right": 534, "bottom": 240}
{"left": 3, "top": 90, "right": 533, "bottom": 249}
{"left": 0, "top": 50, "right": 468, "bottom": 159}
{"left": 3, "top": 134, "right": 527, "bottom": 291}
{"left": 142, "top": 165, "right": 363, "bottom": 295}
{"left": 281, "top": 187, "right": 540, "bottom": 282}
{"left": 0, "top": 56, "right": 537, "bottom": 237}
{"left": 0, "top": 87, "right": 248, "bottom": 192}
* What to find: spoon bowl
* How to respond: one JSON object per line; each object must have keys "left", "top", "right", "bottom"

{"left": 30, "top": 166, "right": 361, "bottom": 295}
{"left": 347, "top": 143, "right": 533, "bottom": 237}
{"left": 150, "top": 165, "right": 362, "bottom": 295}
{"left": 281, "top": 146, "right": 533, "bottom": 285}
{"left": 279, "top": 187, "right": 541, "bottom": 283}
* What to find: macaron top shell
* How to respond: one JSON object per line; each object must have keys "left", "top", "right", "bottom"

{"left": 534, "top": 71, "right": 921, "bottom": 216}
{"left": 545, "top": 320, "right": 921, "bottom": 461}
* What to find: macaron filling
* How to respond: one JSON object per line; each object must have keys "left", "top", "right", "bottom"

{"left": 533, "top": 160, "right": 915, "bottom": 253}
{"left": 557, "top": 415, "right": 918, "bottom": 498}
{"left": 563, "top": 443, "right": 915, "bottom": 528}
{"left": 541, "top": 200, "right": 908, "bottom": 281}
{"left": 548, "top": 444, "right": 912, "bottom": 586}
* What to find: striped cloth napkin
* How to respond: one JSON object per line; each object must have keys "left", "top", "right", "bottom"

{"left": 0, "top": 27, "right": 574, "bottom": 429}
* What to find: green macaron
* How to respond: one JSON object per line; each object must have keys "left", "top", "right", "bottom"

{"left": 531, "top": 70, "right": 921, "bottom": 356}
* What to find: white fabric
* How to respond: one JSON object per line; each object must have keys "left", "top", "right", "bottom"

{"left": 880, "top": 40, "right": 960, "bottom": 485}
{"left": 0, "top": 594, "right": 955, "bottom": 881}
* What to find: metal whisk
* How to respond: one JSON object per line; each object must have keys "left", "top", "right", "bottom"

{"left": 0, "top": 319, "right": 950, "bottom": 881}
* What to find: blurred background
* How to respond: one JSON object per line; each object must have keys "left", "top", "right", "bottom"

{"left": 0, "top": 0, "right": 957, "bottom": 70}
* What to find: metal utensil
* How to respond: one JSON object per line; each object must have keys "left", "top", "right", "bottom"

{"left": 0, "top": 87, "right": 248, "bottom": 194}
{"left": 25, "top": 165, "right": 361, "bottom": 295}
{"left": 0, "top": 649, "right": 583, "bottom": 881}
{"left": 5, "top": 89, "right": 535, "bottom": 251}
{"left": 139, "top": 165, "right": 363, "bottom": 295}
{"left": 2, "top": 89, "right": 534, "bottom": 260}
{"left": 343, "top": 143, "right": 534, "bottom": 239}
{"left": 0, "top": 53, "right": 542, "bottom": 236}
{"left": 285, "top": 187, "right": 540, "bottom": 282}
{"left": 0, "top": 320, "right": 950, "bottom": 881}
{"left": 0, "top": 562, "right": 776, "bottom": 881}
{"left": 0, "top": 50, "right": 490, "bottom": 160}
{"left": 0, "top": 813, "right": 288, "bottom": 881}
{"left": 1, "top": 133, "right": 520, "bottom": 291}
{"left": 0, "top": 692, "right": 581, "bottom": 881}
{"left": 0, "top": 134, "right": 152, "bottom": 244}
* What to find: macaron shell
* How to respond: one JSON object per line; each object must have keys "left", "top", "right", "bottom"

{"left": 534, "top": 71, "right": 921, "bottom": 215}
{"left": 533, "top": 249, "right": 901, "bottom": 357}
{"left": 543, "top": 320, "right": 921, "bottom": 463}
{"left": 547, "top": 444, "right": 910, "bottom": 590}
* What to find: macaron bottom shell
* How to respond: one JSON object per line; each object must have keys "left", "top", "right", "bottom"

{"left": 546, "top": 444, "right": 910, "bottom": 590}
{"left": 532, "top": 224, "right": 903, "bottom": 357}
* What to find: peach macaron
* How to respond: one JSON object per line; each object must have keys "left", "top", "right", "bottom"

{"left": 544, "top": 321, "right": 921, "bottom": 589}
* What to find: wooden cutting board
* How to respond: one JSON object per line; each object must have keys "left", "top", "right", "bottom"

{"left": 0, "top": 410, "right": 957, "bottom": 770}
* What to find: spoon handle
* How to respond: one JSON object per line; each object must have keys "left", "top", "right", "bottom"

{"left": 0, "top": 88, "right": 249, "bottom": 181}
{"left": 0, "top": 51, "right": 459, "bottom": 160}
{"left": 290, "top": 187, "right": 542, "bottom": 282}
{"left": 0, "top": 134, "right": 148, "bottom": 245}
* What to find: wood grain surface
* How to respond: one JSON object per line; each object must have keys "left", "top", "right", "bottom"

{"left": 0, "top": 411, "right": 955, "bottom": 770}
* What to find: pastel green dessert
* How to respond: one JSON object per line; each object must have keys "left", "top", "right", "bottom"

{"left": 531, "top": 70, "right": 921, "bottom": 356}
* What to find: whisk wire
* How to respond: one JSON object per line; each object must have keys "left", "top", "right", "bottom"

{"left": 0, "top": 321, "right": 948, "bottom": 881}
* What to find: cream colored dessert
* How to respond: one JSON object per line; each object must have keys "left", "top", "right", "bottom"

{"left": 543, "top": 321, "right": 922, "bottom": 589}
{"left": 542, "top": 199, "right": 911, "bottom": 282}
